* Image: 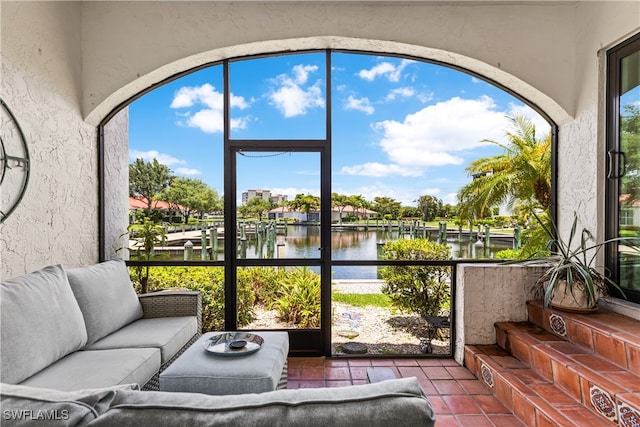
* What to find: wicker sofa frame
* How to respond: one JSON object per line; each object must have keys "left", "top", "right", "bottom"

{"left": 137, "top": 290, "right": 202, "bottom": 390}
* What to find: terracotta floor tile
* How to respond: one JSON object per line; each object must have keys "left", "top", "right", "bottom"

{"left": 418, "top": 359, "right": 446, "bottom": 367}
{"left": 428, "top": 396, "right": 452, "bottom": 415}
{"left": 418, "top": 378, "right": 439, "bottom": 395}
{"left": 398, "top": 366, "right": 429, "bottom": 379}
{"left": 299, "top": 367, "right": 324, "bottom": 380}
{"left": 297, "top": 380, "right": 325, "bottom": 388}
{"left": 433, "top": 414, "right": 461, "bottom": 426}
{"left": 455, "top": 414, "right": 494, "bottom": 426}
{"left": 445, "top": 366, "right": 477, "bottom": 380}
{"left": 472, "top": 395, "right": 512, "bottom": 414}
{"left": 348, "top": 366, "right": 369, "bottom": 380}
{"left": 488, "top": 414, "right": 526, "bottom": 426}
{"left": 570, "top": 354, "right": 622, "bottom": 371}
{"left": 421, "top": 366, "right": 453, "bottom": 380}
{"left": 324, "top": 358, "right": 349, "bottom": 367}
{"left": 528, "top": 383, "right": 578, "bottom": 405}
{"left": 347, "top": 359, "right": 372, "bottom": 366}
{"left": 289, "top": 357, "right": 521, "bottom": 420}
{"left": 324, "top": 366, "right": 351, "bottom": 380}
{"left": 432, "top": 380, "right": 467, "bottom": 395}
{"left": 369, "top": 359, "right": 396, "bottom": 366}
{"left": 324, "top": 380, "right": 353, "bottom": 387}
{"left": 393, "top": 358, "right": 420, "bottom": 366}
{"left": 443, "top": 395, "right": 482, "bottom": 414}
{"left": 458, "top": 379, "right": 493, "bottom": 395}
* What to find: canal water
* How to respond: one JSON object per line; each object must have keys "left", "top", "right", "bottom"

{"left": 188, "top": 225, "right": 512, "bottom": 280}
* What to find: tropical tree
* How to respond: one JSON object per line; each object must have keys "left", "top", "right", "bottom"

{"left": 332, "top": 193, "right": 350, "bottom": 224}
{"left": 347, "top": 194, "right": 368, "bottom": 220}
{"left": 289, "top": 194, "right": 320, "bottom": 221}
{"left": 372, "top": 196, "right": 402, "bottom": 220}
{"left": 242, "top": 197, "right": 273, "bottom": 221}
{"left": 129, "top": 158, "right": 172, "bottom": 213}
{"left": 125, "top": 218, "right": 167, "bottom": 294}
{"left": 160, "top": 177, "right": 221, "bottom": 222}
{"left": 417, "top": 195, "right": 444, "bottom": 221}
{"left": 457, "top": 115, "right": 551, "bottom": 223}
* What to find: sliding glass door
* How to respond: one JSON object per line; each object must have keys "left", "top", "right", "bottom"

{"left": 606, "top": 33, "right": 640, "bottom": 303}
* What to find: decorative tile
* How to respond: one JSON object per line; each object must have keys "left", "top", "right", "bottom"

{"left": 480, "top": 363, "right": 494, "bottom": 388}
{"left": 618, "top": 403, "right": 640, "bottom": 427}
{"left": 549, "top": 313, "right": 567, "bottom": 337}
{"left": 589, "top": 385, "right": 617, "bottom": 422}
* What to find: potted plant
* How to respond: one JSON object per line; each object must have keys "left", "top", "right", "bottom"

{"left": 518, "top": 212, "right": 634, "bottom": 312}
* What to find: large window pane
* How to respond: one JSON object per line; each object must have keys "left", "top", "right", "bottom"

{"left": 229, "top": 53, "right": 326, "bottom": 140}
{"left": 236, "top": 151, "right": 321, "bottom": 259}
{"left": 617, "top": 47, "right": 640, "bottom": 295}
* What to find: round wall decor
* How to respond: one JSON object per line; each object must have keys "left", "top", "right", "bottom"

{"left": 0, "top": 99, "right": 30, "bottom": 223}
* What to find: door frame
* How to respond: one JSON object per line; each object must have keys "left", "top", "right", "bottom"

{"left": 222, "top": 52, "right": 333, "bottom": 356}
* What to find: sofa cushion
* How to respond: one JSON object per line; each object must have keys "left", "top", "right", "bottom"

{"left": 1, "top": 265, "right": 88, "bottom": 384}
{"left": 66, "top": 259, "right": 143, "bottom": 346}
{"left": 20, "top": 348, "right": 160, "bottom": 392}
{"left": 89, "top": 377, "right": 435, "bottom": 427}
{"left": 85, "top": 316, "right": 197, "bottom": 364}
{"left": 0, "top": 383, "right": 139, "bottom": 427}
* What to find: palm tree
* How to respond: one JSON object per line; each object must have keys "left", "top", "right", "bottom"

{"left": 457, "top": 115, "right": 551, "bottom": 222}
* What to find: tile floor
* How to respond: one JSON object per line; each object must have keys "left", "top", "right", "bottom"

{"left": 287, "top": 357, "right": 524, "bottom": 427}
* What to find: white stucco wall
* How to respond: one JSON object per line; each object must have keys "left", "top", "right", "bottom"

{"left": 81, "top": 1, "right": 580, "bottom": 126}
{"left": 103, "top": 107, "right": 130, "bottom": 261}
{"left": 0, "top": 2, "right": 98, "bottom": 279}
{"left": 454, "top": 264, "right": 547, "bottom": 363}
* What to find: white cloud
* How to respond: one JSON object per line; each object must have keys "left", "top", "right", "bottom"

{"left": 345, "top": 95, "right": 374, "bottom": 115}
{"left": 340, "top": 162, "right": 423, "bottom": 177}
{"left": 269, "top": 65, "right": 325, "bottom": 117}
{"left": 129, "top": 149, "right": 186, "bottom": 167}
{"left": 340, "top": 96, "right": 517, "bottom": 178}
{"left": 442, "top": 192, "right": 459, "bottom": 205}
{"left": 355, "top": 184, "right": 420, "bottom": 207}
{"left": 175, "top": 167, "right": 201, "bottom": 176}
{"left": 292, "top": 64, "right": 317, "bottom": 85}
{"left": 358, "top": 59, "right": 413, "bottom": 82}
{"left": 385, "top": 87, "right": 415, "bottom": 101}
{"left": 373, "top": 96, "right": 510, "bottom": 169}
{"left": 271, "top": 187, "right": 320, "bottom": 199}
{"left": 421, "top": 188, "right": 441, "bottom": 196}
{"left": 170, "top": 83, "right": 250, "bottom": 133}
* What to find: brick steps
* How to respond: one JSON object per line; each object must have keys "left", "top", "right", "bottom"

{"left": 464, "top": 300, "right": 640, "bottom": 426}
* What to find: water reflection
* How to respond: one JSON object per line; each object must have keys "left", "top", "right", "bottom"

{"left": 237, "top": 225, "right": 512, "bottom": 279}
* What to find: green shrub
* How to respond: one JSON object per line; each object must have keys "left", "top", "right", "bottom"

{"left": 379, "top": 239, "right": 451, "bottom": 317}
{"left": 238, "top": 266, "right": 286, "bottom": 308}
{"left": 275, "top": 267, "right": 321, "bottom": 328}
{"left": 132, "top": 266, "right": 255, "bottom": 332}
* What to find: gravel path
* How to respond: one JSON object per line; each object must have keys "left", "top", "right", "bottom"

{"left": 246, "top": 279, "right": 451, "bottom": 356}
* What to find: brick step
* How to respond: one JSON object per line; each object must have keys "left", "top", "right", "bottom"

{"left": 526, "top": 300, "right": 640, "bottom": 377}
{"left": 494, "top": 321, "right": 640, "bottom": 425}
{"left": 463, "top": 300, "right": 640, "bottom": 426}
{"left": 465, "top": 344, "right": 605, "bottom": 426}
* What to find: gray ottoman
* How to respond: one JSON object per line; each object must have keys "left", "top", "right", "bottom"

{"left": 159, "top": 331, "right": 289, "bottom": 395}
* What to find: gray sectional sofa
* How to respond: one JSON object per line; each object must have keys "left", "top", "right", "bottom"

{"left": 0, "top": 259, "right": 201, "bottom": 391}
{"left": 1, "top": 260, "right": 436, "bottom": 426}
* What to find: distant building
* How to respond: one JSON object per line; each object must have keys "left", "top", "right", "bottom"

{"left": 242, "top": 189, "right": 287, "bottom": 204}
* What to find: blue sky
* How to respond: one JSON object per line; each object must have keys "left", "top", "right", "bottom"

{"left": 129, "top": 52, "right": 550, "bottom": 208}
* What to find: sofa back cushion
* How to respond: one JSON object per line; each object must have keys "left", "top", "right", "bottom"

{"left": 66, "top": 259, "right": 143, "bottom": 346}
{"left": 0, "top": 382, "right": 139, "bottom": 427}
{"left": 87, "top": 377, "right": 436, "bottom": 427}
{"left": 1, "top": 265, "right": 88, "bottom": 384}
